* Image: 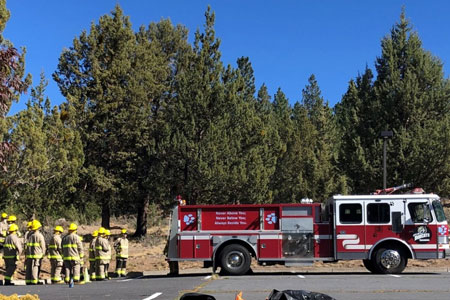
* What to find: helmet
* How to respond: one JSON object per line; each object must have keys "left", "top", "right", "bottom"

{"left": 105, "top": 229, "right": 111, "bottom": 236}
{"left": 92, "top": 230, "right": 98, "bottom": 237}
{"left": 31, "top": 220, "right": 42, "bottom": 230}
{"left": 68, "top": 223, "right": 77, "bottom": 231}
{"left": 1, "top": 212, "right": 7, "bottom": 219}
{"left": 27, "top": 221, "right": 33, "bottom": 229}
{"left": 121, "top": 228, "right": 127, "bottom": 234}
{"left": 98, "top": 227, "right": 106, "bottom": 235}
{"left": 54, "top": 225, "right": 64, "bottom": 233}
{"left": 8, "top": 224, "right": 18, "bottom": 232}
{"left": 7, "top": 215, "right": 17, "bottom": 223}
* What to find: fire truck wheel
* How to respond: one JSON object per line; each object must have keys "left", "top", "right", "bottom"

{"left": 362, "top": 259, "right": 378, "bottom": 273}
{"left": 219, "top": 244, "right": 251, "bottom": 275}
{"left": 374, "top": 247, "right": 407, "bottom": 274}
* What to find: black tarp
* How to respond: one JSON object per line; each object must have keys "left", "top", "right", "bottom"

{"left": 267, "top": 289, "right": 336, "bottom": 300}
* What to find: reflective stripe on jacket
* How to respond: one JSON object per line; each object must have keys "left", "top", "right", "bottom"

{"left": 95, "top": 236, "right": 111, "bottom": 263}
{"left": 4, "top": 233, "right": 22, "bottom": 260}
{"left": 62, "top": 232, "right": 83, "bottom": 261}
{"left": 114, "top": 237, "right": 129, "bottom": 259}
{"left": 48, "top": 234, "right": 63, "bottom": 261}
{"left": 25, "top": 231, "right": 46, "bottom": 259}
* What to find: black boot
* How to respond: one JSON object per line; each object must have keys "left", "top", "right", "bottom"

{"left": 4, "top": 280, "right": 14, "bottom": 286}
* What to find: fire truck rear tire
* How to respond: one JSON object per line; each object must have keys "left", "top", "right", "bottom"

{"left": 219, "top": 244, "right": 251, "bottom": 275}
{"left": 374, "top": 247, "right": 407, "bottom": 274}
{"left": 362, "top": 259, "right": 377, "bottom": 273}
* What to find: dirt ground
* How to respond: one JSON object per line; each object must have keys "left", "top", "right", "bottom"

{"left": 3, "top": 203, "right": 450, "bottom": 281}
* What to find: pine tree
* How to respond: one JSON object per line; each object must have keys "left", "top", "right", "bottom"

{"left": 4, "top": 74, "right": 83, "bottom": 218}
{"left": 54, "top": 5, "right": 148, "bottom": 228}
{"left": 336, "top": 11, "right": 450, "bottom": 196}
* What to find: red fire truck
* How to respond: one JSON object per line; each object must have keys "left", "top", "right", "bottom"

{"left": 166, "top": 187, "right": 449, "bottom": 275}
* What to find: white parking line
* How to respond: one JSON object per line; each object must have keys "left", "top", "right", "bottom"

{"left": 204, "top": 275, "right": 212, "bottom": 280}
{"left": 297, "top": 275, "right": 306, "bottom": 279}
{"left": 389, "top": 274, "right": 401, "bottom": 278}
{"left": 143, "top": 292, "right": 162, "bottom": 300}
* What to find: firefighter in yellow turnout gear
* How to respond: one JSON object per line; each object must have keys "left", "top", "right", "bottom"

{"left": 3, "top": 224, "right": 23, "bottom": 285}
{"left": 62, "top": 223, "right": 84, "bottom": 285}
{"left": 0, "top": 213, "right": 8, "bottom": 233}
{"left": 48, "top": 225, "right": 64, "bottom": 283}
{"left": 89, "top": 230, "right": 98, "bottom": 280}
{"left": 114, "top": 228, "right": 129, "bottom": 277}
{"left": 95, "top": 227, "right": 111, "bottom": 280}
{"left": 0, "top": 213, "right": 8, "bottom": 264}
{"left": 25, "top": 220, "right": 46, "bottom": 285}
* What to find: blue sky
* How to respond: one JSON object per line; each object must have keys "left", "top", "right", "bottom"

{"left": 3, "top": 0, "right": 449, "bottom": 115}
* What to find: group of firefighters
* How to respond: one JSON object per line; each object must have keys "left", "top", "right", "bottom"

{"left": 0, "top": 213, "right": 129, "bottom": 286}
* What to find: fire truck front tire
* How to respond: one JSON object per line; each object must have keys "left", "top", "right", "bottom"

{"left": 374, "top": 247, "right": 407, "bottom": 274}
{"left": 219, "top": 244, "right": 251, "bottom": 275}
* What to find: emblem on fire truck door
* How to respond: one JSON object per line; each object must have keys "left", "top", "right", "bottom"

{"left": 413, "top": 226, "right": 432, "bottom": 243}
{"left": 183, "top": 214, "right": 195, "bottom": 225}
{"left": 265, "top": 213, "right": 277, "bottom": 225}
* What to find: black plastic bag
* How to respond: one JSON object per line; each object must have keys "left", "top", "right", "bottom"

{"left": 179, "top": 292, "right": 216, "bottom": 300}
{"left": 267, "top": 289, "right": 336, "bottom": 300}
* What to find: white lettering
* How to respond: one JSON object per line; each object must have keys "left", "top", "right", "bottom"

{"left": 215, "top": 222, "right": 227, "bottom": 225}
{"left": 216, "top": 212, "right": 226, "bottom": 215}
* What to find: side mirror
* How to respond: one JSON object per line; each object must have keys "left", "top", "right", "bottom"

{"left": 392, "top": 211, "right": 403, "bottom": 233}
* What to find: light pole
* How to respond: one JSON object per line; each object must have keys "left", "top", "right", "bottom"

{"left": 380, "top": 130, "right": 393, "bottom": 191}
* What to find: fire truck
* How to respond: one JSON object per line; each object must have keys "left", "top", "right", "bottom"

{"left": 166, "top": 186, "right": 449, "bottom": 275}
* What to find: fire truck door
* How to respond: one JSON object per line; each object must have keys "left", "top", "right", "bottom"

{"left": 364, "top": 200, "right": 404, "bottom": 251}
{"left": 334, "top": 201, "right": 366, "bottom": 259}
{"left": 405, "top": 199, "right": 438, "bottom": 259}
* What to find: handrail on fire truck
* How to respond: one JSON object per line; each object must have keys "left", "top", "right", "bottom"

{"left": 373, "top": 183, "right": 413, "bottom": 195}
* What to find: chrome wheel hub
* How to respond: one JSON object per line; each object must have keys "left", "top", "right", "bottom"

{"left": 380, "top": 249, "right": 401, "bottom": 269}
{"left": 226, "top": 251, "right": 244, "bottom": 269}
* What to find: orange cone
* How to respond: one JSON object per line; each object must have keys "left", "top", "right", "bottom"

{"left": 235, "top": 291, "right": 244, "bottom": 300}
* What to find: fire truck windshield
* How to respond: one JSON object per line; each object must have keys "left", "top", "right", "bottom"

{"left": 432, "top": 200, "right": 447, "bottom": 222}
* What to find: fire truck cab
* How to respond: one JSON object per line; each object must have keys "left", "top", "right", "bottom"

{"left": 166, "top": 191, "right": 449, "bottom": 275}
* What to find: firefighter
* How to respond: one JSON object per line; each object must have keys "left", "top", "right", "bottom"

{"left": 24, "top": 221, "right": 33, "bottom": 241}
{"left": 0, "top": 213, "right": 8, "bottom": 265}
{"left": 95, "top": 227, "right": 111, "bottom": 281}
{"left": 25, "top": 219, "right": 46, "bottom": 285}
{"left": 79, "top": 235, "right": 87, "bottom": 282}
{"left": 0, "top": 213, "right": 8, "bottom": 236}
{"left": 3, "top": 223, "right": 22, "bottom": 285}
{"left": 62, "top": 223, "right": 84, "bottom": 285}
{"left": 114, "top": 228, "right": 129, "bottom": 277}
{"left": 89, "top": 230, "right": 98, "bottom": 281}
{"left": 104, "top": 229, "right": 112, "bottom": 278}
{"left": 7, "top": 215, "right": 21, "bottom": 237}
{"left": 23, "top": 220, "right": 33, "bottom": 273}
{"left": 48, "top": 225, "right": 64, "bottom": 284}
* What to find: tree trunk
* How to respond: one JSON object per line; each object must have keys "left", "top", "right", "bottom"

{"left": 134, "top": 194, "right": 149, "bottom": 237}
{"left": 101, "top": 199, "right": 110, "bottom": 229}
